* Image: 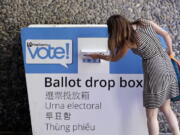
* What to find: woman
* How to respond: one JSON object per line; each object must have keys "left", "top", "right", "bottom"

{"left": 87, "top": 14, "right": 180, "bottom": 135}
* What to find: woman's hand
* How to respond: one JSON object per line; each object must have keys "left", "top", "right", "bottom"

{"left": 168, "top": 51, "right": 175, "bottom": 57}
{"left": 84, "top": 53, "right": 101, "bottom": 59}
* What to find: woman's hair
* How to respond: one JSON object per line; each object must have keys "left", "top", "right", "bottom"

{"left": 106, "top": 14, "right": 144, "bottom": 57}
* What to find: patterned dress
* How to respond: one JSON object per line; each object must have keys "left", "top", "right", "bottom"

{"left": 131, "top": 18, "right": 179, "bottom": 108}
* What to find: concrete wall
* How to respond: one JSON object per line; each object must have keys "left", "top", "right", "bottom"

{"left": 0, "top": 0, "right": 179, "bottom": 134}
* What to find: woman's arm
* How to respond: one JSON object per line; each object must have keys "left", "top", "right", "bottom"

{"left": 86, "top": 46, "right": 129, "bottom": 62}
{"left": 148, "top": 20, "right": 175, "bottom": 56}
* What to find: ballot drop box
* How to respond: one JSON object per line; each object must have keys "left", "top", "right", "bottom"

{"left": 21, "top": 24, "right": 149, "bottom": 135}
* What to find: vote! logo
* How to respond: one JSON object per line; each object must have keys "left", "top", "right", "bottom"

{"left": 26, "top": 40, "right": 72, "bottom": 68}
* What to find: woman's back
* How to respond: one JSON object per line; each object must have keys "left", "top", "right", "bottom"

{"left": 131, "top": 18, "right": 179, "bottom": 108}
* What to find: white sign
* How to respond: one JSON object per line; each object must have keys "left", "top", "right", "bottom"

{"left": 21, "top": 25, "right": 148, "bottom": 135}
{"left": 26, "top": 40, "right": 72, "bottom": 68}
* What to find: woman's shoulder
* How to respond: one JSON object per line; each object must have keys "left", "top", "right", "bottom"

{"left": 135, "top": 18, "right": 153, "bottom": 30}
{"left": 137, "top": 18, "right": 151, "bottom": 25}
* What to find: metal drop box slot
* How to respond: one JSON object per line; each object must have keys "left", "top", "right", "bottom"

{"left": 80, "top": 49, "right": 109, "bottom": 63}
